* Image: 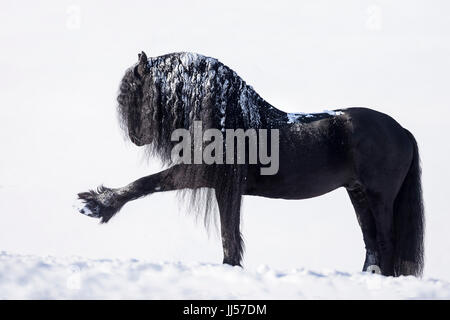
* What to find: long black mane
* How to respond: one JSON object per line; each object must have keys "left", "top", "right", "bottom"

{"left": 117, "top": 52, "right": 289, "bottom": 163}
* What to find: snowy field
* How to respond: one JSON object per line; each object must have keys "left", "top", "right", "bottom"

{"left": 1, "top": 252, "right": 450, "bottom": 300}
{"left": 1, "top": 1, "right": 450, "bottom": 299}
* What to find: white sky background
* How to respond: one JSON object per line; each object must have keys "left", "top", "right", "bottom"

{"left": 0, "top": 0, "right": 449, "bottom": 280}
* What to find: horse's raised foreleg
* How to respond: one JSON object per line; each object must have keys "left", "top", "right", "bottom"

{"left": 215, "top": 189, "right": 244, "bottom": 267}
{"left": 77, "top": 164, "right": 211, "bottom": 223}
{"left": 347, "top": 187, "right": 380, "bottom": 273}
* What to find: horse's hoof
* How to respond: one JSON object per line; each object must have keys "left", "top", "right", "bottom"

{"left": 366, "top": 265, "right": 382, "bottom": 274}
{"left": 76, "top": 196, "right": 101, "bottom": 219}
{"left": 79, "top": 203, "right": 101, "bottom": 218}
{"left": 76, "top": 188, "right": 122, "bottom": 223}
{"left": 79, "top": 205, "right": 96, "bottom": 217}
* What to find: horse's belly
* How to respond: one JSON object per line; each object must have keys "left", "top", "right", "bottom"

{"left": 246, "top": 167, "right": 350, "bottom": 200}
{"left": 245, "top": 146, "right": 353, "bottom": 199}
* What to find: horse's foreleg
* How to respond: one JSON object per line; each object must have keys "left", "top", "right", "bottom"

{"left": 216, "top": 189, "right": 244, "bottom": 267}
{"left": 77, "top": 164, "right": 209, "bottom": 223}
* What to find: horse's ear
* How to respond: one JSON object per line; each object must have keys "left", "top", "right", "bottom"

{"left": 138, "top": 51, "right": 147, "bottom": 64}
{"left": 136, "top": 51, "right": 149, "bottom": 77}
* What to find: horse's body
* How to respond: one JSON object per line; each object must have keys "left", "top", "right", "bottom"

{"left": 248, "top": 108, "right": 410, "bottom": 200}
{"left": 78, "top": 52, "right": 424, "bottom": 277}
{"left": 246, "top": 114, "right": 352, "bottom": 200}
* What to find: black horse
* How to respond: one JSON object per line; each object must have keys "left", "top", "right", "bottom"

{"left": 78, "top": 51, "right": 424, "bottom": 277}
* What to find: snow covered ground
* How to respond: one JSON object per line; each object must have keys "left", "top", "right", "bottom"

{"left": 1, "top": 251, "right": 449, "bottom": 299}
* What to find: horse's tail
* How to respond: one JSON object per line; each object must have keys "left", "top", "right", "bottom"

{"left": 393, "top": 129, "right": 425, "bottom": 276}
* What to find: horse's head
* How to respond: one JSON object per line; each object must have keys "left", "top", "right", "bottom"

{"left": 117, "top": 51, "right": 151, "bottom": 146}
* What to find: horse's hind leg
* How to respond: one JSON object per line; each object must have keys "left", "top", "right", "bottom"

{"left": 365, "top": 193, "right": 396, "bottom": 276}
{"left": 347, "top": 187, "right": 380, "bottom": 273}
{"left": 215, "top": 190, "right": 244, "bottom": 266}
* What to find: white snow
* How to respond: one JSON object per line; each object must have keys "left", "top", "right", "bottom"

{"left": 287, "top": 113, "right": 302, "bottom": 124}
{"left": 286, "top": 110, "right": 343, "bottom": 124}
{"left": 324, "top": 110, "right": 344, "bottom": 116}
{"left": 1, "top": 251, "right": 449, "bottom": 299}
